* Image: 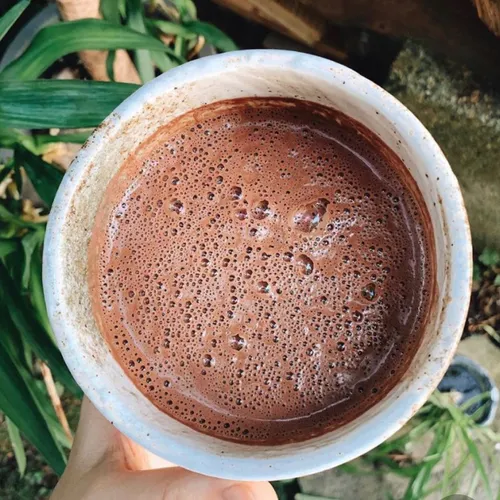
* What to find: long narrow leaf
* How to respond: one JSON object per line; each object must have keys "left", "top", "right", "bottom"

{"left": 0, "top": 18, "right": 185, "bottom": 81}
{"left": 100, "top": 0, "right": 121, "bottom": 82}
{"left": 29, "top": 243, "right": 54, "bottom": 338}
{"left": 0, "top": 80, "right": 139, "bottom": 129}
{"left": 31, "top": 380, "right": 72, "bottom": 449}
{"left": 0, "top": 337, "right": 66, "bottom": 475}
{"left": 183, "top": 20, "right": 238, "bottom": 52}
{"left": 149, "top": 19, "right": 197, "bottom": 38}
{"left": 127, "top": 0, "right": 155, "bottom": 83}
{"left": 6, "top": 417, "right": 27, "bottom": 476}
{"left": 0, "top": 127, "right": 37, "bottom": 152}
{"left": 15, "top": 145, "right": 63, "bottom": 206}
{"left": 0, "top": 238, "right": 17, "bottom": 259}
{"left": 0, "top": 304, "right": 71, "bottom": 451}
{"left": 172, "top": 0, "right": 197, "bottom": 22}
{"left": 0, "top": 0, "right": 30, "bottom": 42}
{"left": 21, "top": 229, "right": 44, "bottom": 289}
{"left": 150, "top": 50, "right": 178, "bottom": 73}
{"left": 459, "top": 426, "right": 492, "bottom": 498}
{"left": 0, "top": 262, "right": 80, "bottom": 395}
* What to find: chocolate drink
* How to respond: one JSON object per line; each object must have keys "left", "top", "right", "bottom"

{"left": 88, "top": 98, "right": 435, "bottom": 444}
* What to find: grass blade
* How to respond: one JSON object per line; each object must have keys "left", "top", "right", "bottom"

{"left": 21, "top": 229, "right": 44, "bottom": 289}
{"left": 172, "top": 0, "right": 197, "bottom": 22}
{"left": 99, "top": 0, "right": 121, "bottom": 81}
{"left": 15, "top": 145, "right": 63, "bottom": 207}
{"left": 0, "top": 333, "right": 66, "bottom": 475}
{"left": 127, "top": 0, "right": 155, "bottom": 83}
{"left": 0, "top": 238, "right": 17, "bottom": 259}
{"left": 150, "top": 50, "right": 178, "bottom": 72}
{"left": 459, "top": 426, "right": 492, "bottom": 498}
{"left": 0, "top": 80, "right": 139, "bottom": 129}
{"left": 183, "top": 20, "right": 238, "bottom": 51}
{"left": 149, "top": 19, "right": 197, "bottom": 38}
{"left": 0, "top": 0, "right": 30, "bottom": 42}
{"left": 6, "top": 417, "right": 27, "bottom": 477}
{"left": 174, "top": 34, "right": 186, "bottom": 58}
{"left": 29, "top": 242, "right": 54, "bottom": 338}
{"left": 0, "top": 18, "right": 185, "bottom": 81}
{"left": 404, "top": 423, "right": 452, "bottom": 500}
{"left": 0, "top": 261, "right": 80, "bottom": 396}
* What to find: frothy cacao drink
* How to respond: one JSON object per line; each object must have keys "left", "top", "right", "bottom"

{"left": 89, "top": 98, "right": 435, "bottom": 444}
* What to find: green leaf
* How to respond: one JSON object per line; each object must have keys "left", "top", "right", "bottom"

{"left": 100, "top": 0, "right": 121, "bottom": 24}
{"left": 6, "top": 417, "right": 27, "bottom": 477}
{"left": 0, "top": 128, "right": 37, "bottom": 152}
{"left": 31, "top": 380, "right": 72, "bottom": 450}
{"left": 0, "top": 204, "right": 40, "bottom": 230}
{"left": 0, "top": 80, "right": 139, "bottom": 129}
{"left": 459, "top": 427, "right": 492, "bottom": 498}
{"left": 172, "top": 0, "right": 197, "bottom": 22}
{"left": 404, "top": 423, "right": 452, "bottom": 500}
{"left": 106, "top": 50, "right": 117, "bottom": 81}
{"left": 0, "top": 0, "right": 30, "bottom": 42}
{"left": 0, "top": 238, "right": 17, "bottom": 259}
{"left": 183, "top": 20, "right": 238, "bottom": 52}
{"left": 0, "top": 261, "right": 80, "bottom": 396}
{"left": 0, "top": 18, "right": 185, "bottom": 81}
{"left": 100, "top": 0, "right": 121, "bottom": 82}
{"left": 478, "top": 247, "right": 500, "bottom": 267}
{"left": 150, "top": 50, "right": 178, "bottom": 73}
{"left": 174, "top": 34, "right": 186, "bottom": 58}
{"left": 150, "top": 18, "right": 238, "bottom": 52}
{"left": 494, "top": 274, "right": 500, "bottom": 286}
{"left": 0, "top": 326, "right": 67, "bottom": 475}
{"left": 29, "top": 243, "right": 54, "bottom": 340}
{"left": 127, "top": 0, "right": 155, "bottom": 83}
{"left": 21, "top": 230, "right": 44, "bottom": 289}
{"left": 15, "top": 145, "right": 63, "bottom": 207}
{"left": 148, "top": 19, "right": 197, "bottom": 38}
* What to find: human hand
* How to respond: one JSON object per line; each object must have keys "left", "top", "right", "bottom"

{"left": 52, "top": 397, "right": 277, "bottom": 499}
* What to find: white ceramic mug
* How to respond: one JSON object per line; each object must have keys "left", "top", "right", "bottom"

{"left": 43, "top": 50, "right": 472, "bottom": 481}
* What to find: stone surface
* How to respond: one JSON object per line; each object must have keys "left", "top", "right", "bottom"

{"left": 385, "top": 42, "right": 500, "bottom": 250}
{"left": 299, "top": 336, "right": 500, "bottom": 499}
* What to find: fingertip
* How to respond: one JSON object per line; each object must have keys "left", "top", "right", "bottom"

{"left": 222, "top": 481, "right": 278, "bottom": 500}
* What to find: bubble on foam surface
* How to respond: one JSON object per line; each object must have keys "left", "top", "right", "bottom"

{"left": 89, "top": 97, "right": 435, "bottom": 445}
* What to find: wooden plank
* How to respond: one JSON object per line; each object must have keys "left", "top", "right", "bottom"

{"left": 215, "top": 0, "right": 500, "bottom": 82}
{"left": 213, "top": 0, "right": 326, "bottom": 46}
{"left": 473, "top": 0, "right": 500, "bottom": 36}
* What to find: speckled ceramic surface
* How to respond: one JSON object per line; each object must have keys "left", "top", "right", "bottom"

{"left": 43, "top": 50, "right": 472, "bottom": 480}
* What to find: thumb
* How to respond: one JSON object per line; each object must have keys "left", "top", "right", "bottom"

{"left": 100, "top": 467, "right": 277, "bottom": 500}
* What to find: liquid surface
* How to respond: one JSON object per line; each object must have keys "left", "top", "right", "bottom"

{"left": 89, "top": 98, "right": 435, "bottom": 444}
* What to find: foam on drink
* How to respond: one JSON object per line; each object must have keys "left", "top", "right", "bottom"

{"left": 88, "top": 98, "right": 435, "bottom": 444}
